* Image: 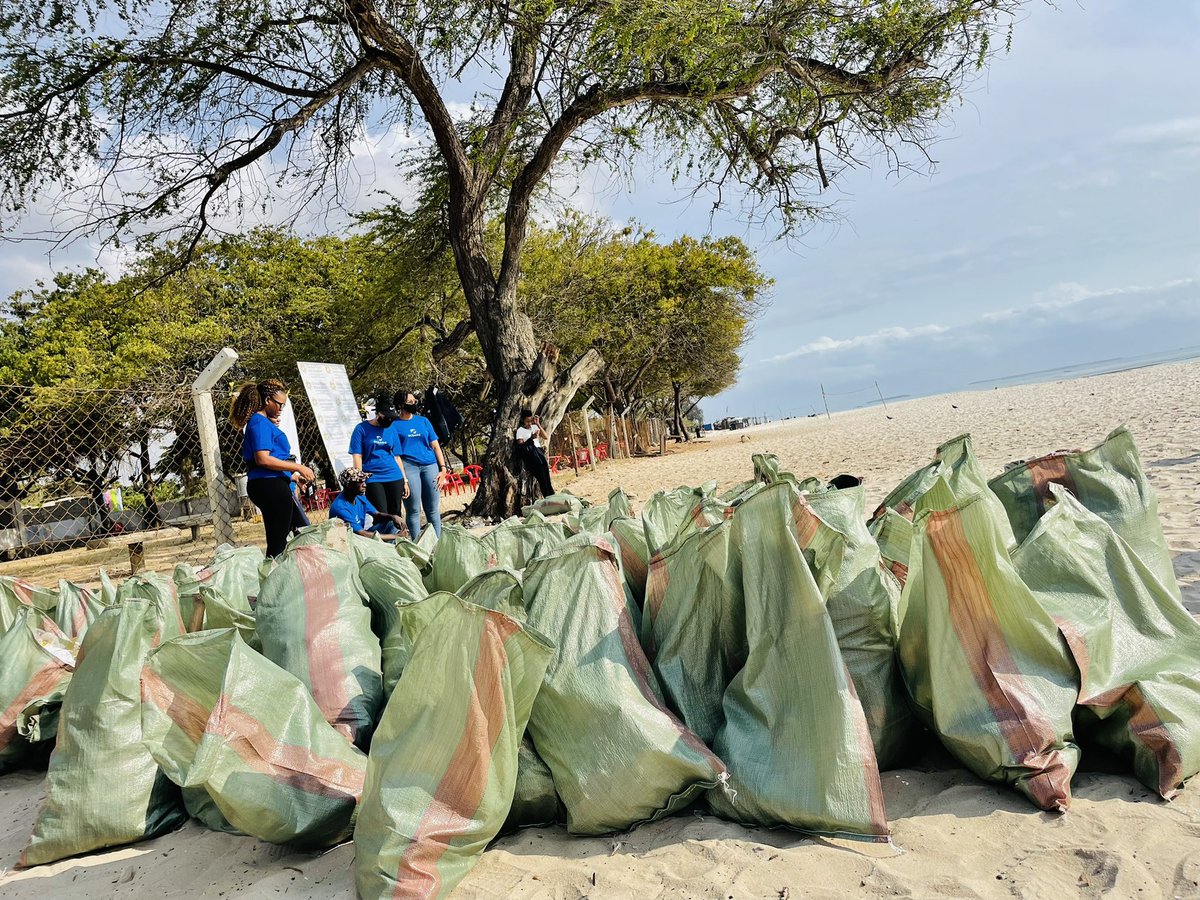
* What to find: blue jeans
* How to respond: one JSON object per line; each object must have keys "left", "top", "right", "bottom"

{"left": 368, "top": 518, "right": 398, "bottom": 536}
{"left": 402, "top": 461, "right": 442, "bottom": 538}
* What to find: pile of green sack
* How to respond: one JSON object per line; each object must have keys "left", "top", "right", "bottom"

{"left": 0, "top": 424, "right": 1195, "bottom": 900}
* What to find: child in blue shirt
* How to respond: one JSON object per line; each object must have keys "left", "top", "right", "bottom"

{"left": 329, "top": 468, "right": 405, "bottom": 538}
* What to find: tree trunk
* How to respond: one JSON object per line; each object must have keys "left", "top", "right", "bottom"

{"left": 444, "top": 176, "right": 604, "bottom": 518}
{"left": 468, "top": 346, "right": 604, "bottom": 518}
{"left": 672, "top": 381, "right": 689, "bottom": 443}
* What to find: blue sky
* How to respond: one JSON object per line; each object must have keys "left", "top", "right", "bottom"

{"left": 589, "top": 0, "right": 1200, "bottom": 415}
{"left": 3, "top": 2, "right": 1198, "bottom": 416}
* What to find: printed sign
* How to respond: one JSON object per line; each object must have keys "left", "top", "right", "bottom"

{"left": 296, "top": 362, "right": 361, "bottom": 475}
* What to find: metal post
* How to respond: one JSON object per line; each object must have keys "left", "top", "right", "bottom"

{"left": 875, "top": 380, "right": 891, "bottom": 416}
{"left": 820, "top": 383, "right": 831, "bottom": 420}
{"left": 192, "top": 348, "right": 239, "bottom": 546}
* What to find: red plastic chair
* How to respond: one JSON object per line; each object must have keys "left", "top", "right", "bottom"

{"left": 595, "top": 442, "right": 609, "bottom": 461}
{"left": 462, "top": 464, "right": 482, "bottom": 489}
{"left": 575, "top": 448, "right": 591, "bottom": 467}
{"left": 441, "top": 472, "right": 466, "bottom": 496}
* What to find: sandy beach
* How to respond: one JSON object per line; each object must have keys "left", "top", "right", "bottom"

{"left": 2, "top": 360, "right": 1198, "bottom": 899}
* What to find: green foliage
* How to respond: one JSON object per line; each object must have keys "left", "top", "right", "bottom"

{"left": 519, "top": 214, "right": 768, "bottom": 409}
{"left": 0, "top": 0, "right": 1023, "bottom": 250}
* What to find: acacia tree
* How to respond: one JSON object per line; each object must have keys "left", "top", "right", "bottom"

{"left": 0, "top": 0, "right": 1024, "bottom": 516}
{"left": 520, "top": 219, "right": 766, "bottom": 438}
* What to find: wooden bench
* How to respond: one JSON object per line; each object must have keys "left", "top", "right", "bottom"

{"left": 166, "top": 514, "right": 211, "bottom": 542}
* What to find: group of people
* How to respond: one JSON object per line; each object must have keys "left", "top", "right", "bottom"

{"left": 229, "top": 382, "right": 448, "bottom": 557}
{"left": 230, "top": 380, "right": 557, "bottom": 557}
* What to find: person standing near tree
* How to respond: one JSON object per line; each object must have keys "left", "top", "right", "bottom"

{"left": 349, "top": 392, "right": 409, "bottom": 518}
{"left": 391, "top": 389, "right": 447, "bottom": 539}
{"left": 515, "top": 410, "right": 554, "bottom": 499}
{"left": 229, "top": 379, "right": 314, "bottom": 558}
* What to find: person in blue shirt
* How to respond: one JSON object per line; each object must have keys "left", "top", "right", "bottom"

{"left": 328, "top": 468, "right": 405, "bottom": 539}
{"left": 349, "top": 392, "right": 409, "bottom": 518}
{"left": 391, "top": 388, "right": 449, "bottom": 538}
{"left": 229, "top": 379, "right": 314, "bottom": 557}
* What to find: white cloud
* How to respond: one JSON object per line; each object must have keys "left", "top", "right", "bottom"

{"left": 764, "top": 323, "right": 950, "bottom": 362}
{"left": 981, "top": 278, "right": 1198, "bottom": 323}
{"left": 1112, "top": 117, "right": 1200, "bottom": 146}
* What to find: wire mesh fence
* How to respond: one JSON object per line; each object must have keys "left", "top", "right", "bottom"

{"left": 0, "top": 383, "right": 288, "bottom": 585}
{"left": 0, "top": 376, "right": 680, "bottom": 589}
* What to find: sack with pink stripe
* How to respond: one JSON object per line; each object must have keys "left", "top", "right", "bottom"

{"left": 141, "top": 628, "right": 368, "bottom": 847}
{"left": 256, "top": 544, "right": 383, "bottom": 748}
{"left": 354, "top": 595, "right": 552, "bottom": 899}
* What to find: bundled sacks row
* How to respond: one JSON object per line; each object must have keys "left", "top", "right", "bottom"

{"left": 0, "top": 423, "right": 1195, "bottom": 898}
{"left": 869, "top": 427, "right": 1200, "bottom": 809}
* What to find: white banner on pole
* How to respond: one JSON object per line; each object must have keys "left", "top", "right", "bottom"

{"left": 297, "top": 361, "right": 361, "bottom": 476}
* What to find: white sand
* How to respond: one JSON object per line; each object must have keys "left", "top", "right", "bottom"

{"left": 2, "top": 360, "right": 1198, "bottom": 899}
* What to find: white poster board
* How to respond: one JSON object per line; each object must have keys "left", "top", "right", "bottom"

{"left": 277, "top": 400, "right": 302, "bottom": 466}
{"left": 296, "top": 361, "right": 361, "bottom": 476}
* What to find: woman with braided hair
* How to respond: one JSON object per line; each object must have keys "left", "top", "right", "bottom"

{"left": 229, "top": 379, "right": 314, "bottom": 557}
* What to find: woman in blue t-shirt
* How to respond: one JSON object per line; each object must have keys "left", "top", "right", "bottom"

{"left": 390, "top": 388, "right": 448, "bottom": 538}
{"left": 229, "top": 379, "right": 314, "bottom": 557}
{"left": 349, "top": 392, "right": 409, "bottom": 519}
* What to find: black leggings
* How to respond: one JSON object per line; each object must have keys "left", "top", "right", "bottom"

{"left": 519, "top": 445, "right": 555, "bottom": 499}
{"left": 247, "top": 477, "right": 309, "bottom": 558}
{"left": 364, "top": 478, "right": 406, "bottom": 517}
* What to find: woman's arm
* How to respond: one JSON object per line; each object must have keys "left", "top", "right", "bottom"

{"left": 395, "top": 456, "right": 411, "bottom": 498}
{"left": 253, "top": 450, "right": 314, "bottom": 482}
{"left": 430, "top": 440, "right": 447, "bottom": 486}
{"left": 352, "top": 453, "right": 363, "bottom": 470}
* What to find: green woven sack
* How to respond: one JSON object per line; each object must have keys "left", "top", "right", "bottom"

{"left": 705, "top": 482, "right": 889, "bottom": 841}
{"left": 21, "top": 594, "right": 187, "bottom": 867}
{"left": 0, "top": 576, "right": 58, "bottom": 634}
{"left": 393, "top": 525, "right": 439, "bottom": 574}
{"left": 192, "top": 586, "right": 261, "bottom": 652}
{"left": 800, "top": 487, "right": 919, "bottom": 770}
{"left": 570, "top": 488, "right": 635, "bottom": 536}
{"left": 207, "top": 544, "right": 266, "bottom": 596}
{"left": 868, "top": 508, "right": 914, "bottom": 588}
{"left": 381, "top": 593, "right": 456, "bottom": 698}
{"left": 116, "top": 572, "right": 187, "bottom": 641}
{"left": 1013, "top": 485, "right": 1200, "bottom": 798}
{"left": 899, "top": 478, "right": 1080, "bottom": 811}
{"left": 424, "top": 524, "right": 495, "bottom": 594}
{"left": 345, "top": 532, "right": 401, "bottom": 568}
{"left": 873, "top": 435, "right": 1014, "bottom": 550}
{"left": 285, "top": 517, "right": 353, "bottom": 555}
{"left": 0, "top": 608, "right": 76, "bottom": 772}
{"left": 502, "top": 736, "right": 561, "bottom": 833}
{"left": 458, "top": 569, "right": 528, "bottom": 621}
{"left": 256, "top": 544, "right": 383, "bottom": 748}
{"left": 522, "top": 491, "right": 587, "bottom": 518}
{"left": 989, "top": 426, "right": 1181, "bottom": 600}
{"left": 354, "top": 596, "right": 553, "bottom": 899}
{"left": 482, "top": 518, "right": 570, "bottom": 570}
{"left": 51, "top": 580, "right": 106, "bottom": 641}
{"left": 360, "top": 555, "right": 429, "bottom": 638}
{"left": 172, "top": 563, "right": 204, "bottom": 631}
{"left": 642, "top": 520, "right": 744, "bottom": 746}
{"left": 522, "top": 537, "right": 726, "bottom": 835}
{"left": 141, "top": 629, "right": 368, "bottom": 847}
{"left": 642, "top": 482, "right": 727, "bottom": 558}
{"left": 608, "top": 516, "right": 650, "bottom": 605}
